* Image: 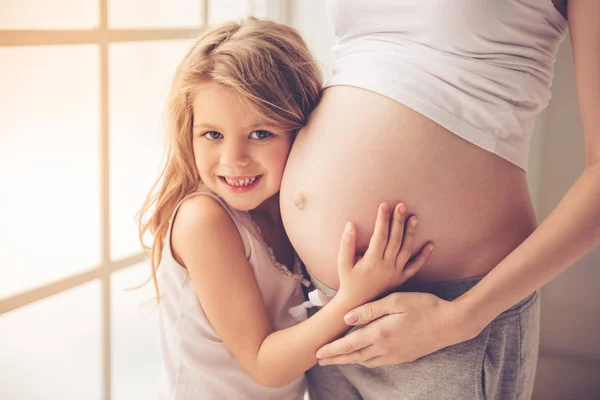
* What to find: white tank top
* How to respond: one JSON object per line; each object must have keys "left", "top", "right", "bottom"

{"left": 156, "top": 187, "right": 307, "bottom": 399}
{"left": 325, "top": 0, "right": 568, "bottom": 170}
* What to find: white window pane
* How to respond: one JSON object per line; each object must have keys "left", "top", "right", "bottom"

{"left": 109, "top": 40, "right": 194, "bottom": 260}
{"left": 0, "top": 0, "right": 98, "bottom": 29}
{"left": 111, "top": 262, "right": 160, "bottom": 400}
{"left": 0, "top": 46, "right": 101, "bottom": 299}
{"left": 0, "top": 281, "right": 102, "bottom": 400}
{"left": 209, "top": 0, "right": 251, "bottom": 25}
{"left": 109, "top": 0, "right": 204, "bottom": 29}
{"left": 253, "top": 0, "right": 268, "bottom": 18}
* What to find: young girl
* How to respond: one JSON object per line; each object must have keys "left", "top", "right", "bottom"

{"left": 137, "top": 17, "right": 433, "bottom": 399}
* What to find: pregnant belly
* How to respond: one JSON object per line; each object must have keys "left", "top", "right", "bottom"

{"left": 280, "top": 86, "right": 537, "bottom": 290}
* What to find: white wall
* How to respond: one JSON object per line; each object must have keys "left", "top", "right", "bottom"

{"left": 288, "top": 3, "right": 600, "bottom": 399}
{"left": 530, "top": 32, "right": 600, "bottom": 400}
{"left": 289, "top": 0, "right": 336, "bottom": 81}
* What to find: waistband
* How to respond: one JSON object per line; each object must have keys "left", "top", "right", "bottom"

{"left": 307, "top": 272, "right": 538, "bottom": 315}
{"left": 310, "top": 272, "right": 484, "bottom": 302}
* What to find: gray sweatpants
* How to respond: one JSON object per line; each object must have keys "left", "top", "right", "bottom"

{"left": 306, "top": 278, "right": 540, "bottom": 400}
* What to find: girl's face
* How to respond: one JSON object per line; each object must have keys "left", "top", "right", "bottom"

{"left": 191, "top": 82, "right": 293, "bottom": 211}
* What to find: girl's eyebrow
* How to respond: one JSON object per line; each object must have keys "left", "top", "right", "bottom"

{"left": 246, "top": 122, "right": 278, "bottom": 131}
{"left": 192, "top": 122, "right": 277, "bottom": 133}
{"left": 192, "top": 123, "right": 220, "bottom": 132}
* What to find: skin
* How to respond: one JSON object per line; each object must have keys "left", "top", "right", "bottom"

{"left": 281, "top": 87, "right": 536, "bottom": 290}
{"left": 170, "top": 82, "right": 433, "bottom": 387}
{"left": 190, "top": 82, "right": 296, "bottom": 265}
{"left": 311, "top": 0, "right": 600, "bottom": 367}
{"left": 191, "top": 83, "right": 293, "bottom": 213}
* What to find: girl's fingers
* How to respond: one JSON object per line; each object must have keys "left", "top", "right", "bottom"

{"left": 337, "top": 222, "right": 357, "bottom": 274}
{"left": 396, "top": 216, "right": 418, "bottom": 267}
{"left": 383, "top": 203, "right": 407, "bottom": 261}
{"left": 401, "top": 243, "right": 434, "bottom": 279}
{"left": 366, "top": 203, "right": 391, "bottom": 258}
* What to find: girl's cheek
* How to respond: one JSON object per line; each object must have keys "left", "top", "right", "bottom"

{"left": 266, "top": 141, "right": 292, "bottom": 162}
{"left": 275, "top": 148, "right": 293, "bottom": 171}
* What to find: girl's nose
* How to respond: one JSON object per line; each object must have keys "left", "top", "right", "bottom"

{"left": 220, "top": 143, "right": 250, "bottom": 167}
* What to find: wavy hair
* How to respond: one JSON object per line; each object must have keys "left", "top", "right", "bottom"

{"left": 136, "top": 17, "right": 322, "bottom": 300}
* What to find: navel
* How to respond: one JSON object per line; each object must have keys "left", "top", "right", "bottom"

{"left": 294, "top": 190, "right": 307, "bottom": 210}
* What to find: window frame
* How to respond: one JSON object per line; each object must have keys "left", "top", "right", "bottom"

{"left": 0, "top": 1, "right": 287, "bottom": 398}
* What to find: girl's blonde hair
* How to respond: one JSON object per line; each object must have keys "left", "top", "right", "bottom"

{"left": 137, "top": 17, "right": 322, "bottom": 300}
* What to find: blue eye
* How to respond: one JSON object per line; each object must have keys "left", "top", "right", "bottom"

{"left": 250, "top": 130, "right": 272, "bottom": 140}
{"left": 203, "top": 131, "right": 223, "bottom": 140}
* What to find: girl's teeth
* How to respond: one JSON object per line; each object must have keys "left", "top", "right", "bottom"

{"left": 225, "top": 176, "right": 257, "bottom": 186}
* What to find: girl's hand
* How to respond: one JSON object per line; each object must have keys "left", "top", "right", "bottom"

{"left": 336, "top": 202, "right": 434, "bottom": 309}
{"left": 315, "top": 291, "right": 472, "bottom": 367}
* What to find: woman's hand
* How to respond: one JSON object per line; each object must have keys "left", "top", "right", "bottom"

{"left": 336, "top": 202, "right": 434, "bottom": 309}
{"left": 315, "top": 292, "right": 476, "bottom": 367}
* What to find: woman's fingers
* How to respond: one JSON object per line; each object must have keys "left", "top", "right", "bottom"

{"left": 343, "top": 292, "right": 402, "bottom": 325}
{"left": 396, "top": 216, "right": 418, "bottom": 267}
{"left": 316, "top": 326, "right": 373, "bottom": 360}
{"left": 383, "top": 203, "right": 407, "bottom": 261}
{"left": 361, "top": 356, "right": 387, "bottom": 368}
{"left": 366, "top": 203, "right": 391, "bottom": 258}
{"left": 319, "top": 293, "right": 455, "bottom": 367}
{"left": 317, "top": 344, "right": 380, "bottom": 367}
{"left": 337, "top": 222, "right": 357, "bottom": 275}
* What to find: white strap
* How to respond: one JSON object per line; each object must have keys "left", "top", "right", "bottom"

{"left": 287, "top": 288, "right": 334, "bottom": 321}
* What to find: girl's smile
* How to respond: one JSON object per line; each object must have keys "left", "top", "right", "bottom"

{"left": 191, "top": 81, "right": 294, "bottom": 211}
{"left": 219, "top": 175, "right": 263, "bottom": 193}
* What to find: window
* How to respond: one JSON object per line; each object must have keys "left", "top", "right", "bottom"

{"left": 0, "top": 1, "right": 282, "bottom": 398}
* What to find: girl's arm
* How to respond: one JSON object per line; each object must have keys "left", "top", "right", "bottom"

{"left": 314, "top": 0, "right": 600, "bottom": 367}
{"left": 172, "top": 196, "right": 430, "bottom": 387}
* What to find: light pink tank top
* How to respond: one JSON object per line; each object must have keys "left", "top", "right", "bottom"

{"left": 156, "top": 186, "right": 307, "bottom": 399}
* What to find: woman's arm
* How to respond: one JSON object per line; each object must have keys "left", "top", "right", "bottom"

{"left": 461, "top": 0, "right": 600, "bottom": 327}
{"left": 315, "top": 0, "right": 600, "bottom": 367}
{"left": 451, "top": 0, "right": 600, "bottom": 331}
{"left": 173, "top": 196, "right": 429, "bottom": 386}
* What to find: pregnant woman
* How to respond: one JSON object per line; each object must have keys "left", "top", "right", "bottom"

{"left": 280, "top": 1, "right": 599, "bottom": 399}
